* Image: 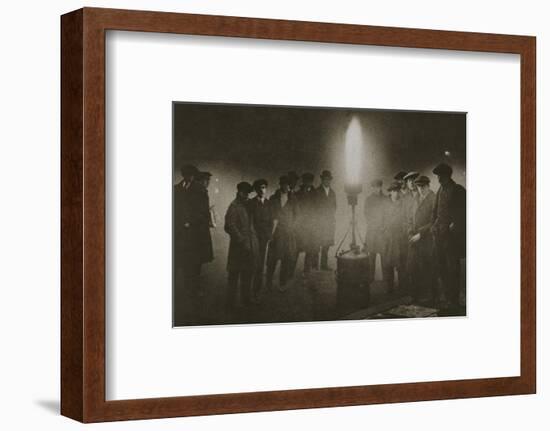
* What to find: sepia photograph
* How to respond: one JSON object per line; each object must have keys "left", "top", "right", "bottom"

{"left": 173, "top": 102, "right": 466, "bottom": 327}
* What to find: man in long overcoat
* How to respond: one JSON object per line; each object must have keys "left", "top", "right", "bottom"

{"left": 407, "top": 175, "right": 436, "bottom": 304}
{"left": 364, "top": 179, "right": 387, "bottom": 283}
{"left": 315, "top": 170, "right": 337, "bottom": 271}
{"left": 382, "top": 181, "right": 406, "bottom": 294}
{"left": 401, "top": 171, "right": 420, "bottom": 293}
{"left": 431, "top": 163, "right": 466, "bottom": 311}
{"left": 174, "top": 164, "right": 213, "bottom": 296}
{"left": 266, "top": 175, "right": 298, "bottom": 290}
{"left": 248, "top": 179, "right": 273, "bottom": 301}
{"left": 294, "top": 172, "right": 318, "bottom": 274}
{"left": 224, "top": 182, "right": 260, "bottom": 308}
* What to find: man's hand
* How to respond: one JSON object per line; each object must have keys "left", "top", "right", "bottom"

{"left": 409, "top": 233, "right": 421, "bottom": 243}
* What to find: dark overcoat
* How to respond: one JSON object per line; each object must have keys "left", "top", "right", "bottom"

{"left": 364, "top": 191, "right": 387, "bottom": 254}
{"left": 315, "top": 186, "right": 337, "bottom": 247}
{"left": 382, "top": 198, "right": 407, "bottom": 268}
{"left": 247, "top": 196, "right": 274, "bottom": 244}
{"left": 294, "top": 186, "right": 318, "bottom": 253}
{"left": 224, "top": 197, "right": 260, "bottom": 272}
{"left": 408, "top": 190, "right": 436, "bottom": 264}
{"left": 267, "top": 190, "right": 297, "bottom": 262}
{"left": 432, "top": 180, "right": 466, "bottom": 258}
{"left": 173, "top": 180, "right": 213, "bottom": 267}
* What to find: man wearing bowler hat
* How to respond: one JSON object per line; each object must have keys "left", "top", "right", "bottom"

{"left": 431, "top": 163, "right": 466, "bottom": 313}
{"left": 408, "top": 175, "right": 437, "bottom": 304}
{"left": 315, "top": 170, "right": 337, "bottom": 271}
{"left": 224, "top": 181, "right": 260, "bottom": 308}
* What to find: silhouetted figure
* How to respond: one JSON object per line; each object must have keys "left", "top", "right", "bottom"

{"left": 407, "top": 175, "right": 436, "bottom": 304}
{"left": 315, "top": 170, "right": 337, "bottom": 271}
{"left": 174, "top": 165, "right": 213, "bottom": 297}
{"left": 431, "top": 163, "right": 466, "bottom": 313}
{"left": 248, "top": 179, "right": 274, "bottom": 302}
{"left": 224, "top": 182, "right": 259, "bottom": 308}
{"left": 266, "top": 176, "right": 298, "bottom": 291}
{"left": 294, "top": 172, "right": 318, "bottom": 274}
{"left": 364, "top": 179, "right": 388, "bottom": 283}
{"left": 382, "top": 181, "right": 406, "bottom": 294}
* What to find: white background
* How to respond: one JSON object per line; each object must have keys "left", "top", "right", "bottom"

{"left": 0, "top": 0, "right": 547, "bottom": 429}
{"left": 106, "top": 31, "right": 520, "bottom": 400}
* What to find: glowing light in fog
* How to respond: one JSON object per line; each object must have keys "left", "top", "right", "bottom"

{"left": 345, "top": 117, "right": 363, "bottom": 186}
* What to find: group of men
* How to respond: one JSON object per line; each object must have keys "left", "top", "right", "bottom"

{"left": 364, "top": 163, "right": 466, "bottom": 311}
{"left": 174, "top": 161, "right": 466, "bottom": 313}
{"left": 223, "top": 170, "right": 337, "bottom": 307}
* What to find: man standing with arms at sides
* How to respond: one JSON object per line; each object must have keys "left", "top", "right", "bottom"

{"left": 408, "top": 175, "right": 436, "bottom": 304}
{"left": 382, "top": 181, "right": 406, "bottom": 295}
{"left": 224, "top": 182, "right": 259, "bottom": 310}
{"left": 431, "top": 163, "right": 466, "bottom": 314}
{"left": 266, "top": 175, "right": 298, "bottom": 291}
{"left": 401, "top": 171, "right": 420, "bottom": 294}
{"left": 364, "top": 179, "right": 387, "bottom": 285}
{"left": 294, "top": 172, "right": 318, "bottom": 274}
{"left": 315, "top": 170, "right": 337, "bottom": 271}
{"left": 173, "top": 164, "right": 213, "bottom": 298}
{"left": 248, "top": 179, "right": 273, "bottom": 303}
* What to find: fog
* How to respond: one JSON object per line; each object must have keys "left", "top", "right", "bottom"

{"left": 173, "top": 102, "right": 466, "bottom": 278}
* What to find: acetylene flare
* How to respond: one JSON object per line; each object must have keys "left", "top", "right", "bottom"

{"left": 345, "top": 117, "right": 363, "bottom": 186}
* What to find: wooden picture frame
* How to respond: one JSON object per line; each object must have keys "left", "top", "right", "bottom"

{"left": 61, "top": 7, "right": 536, "bottom": 422}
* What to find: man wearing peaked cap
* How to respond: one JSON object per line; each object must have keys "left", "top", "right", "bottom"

{"left": 403, "top": 171, "right": 419, "bottom": 182}
{"left": 394, "top": 171, "right": 407, "bottom": 181}
{"left": 408, "top": 174, "right": 437, "bottom": 304}
{"left": 431, "top": 162, "right": 466, "bottom": 313}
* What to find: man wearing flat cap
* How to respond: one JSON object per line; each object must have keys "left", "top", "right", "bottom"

{"left": 224, "top": 181, "right": 260, "bottom": 308}
{"left": 315, "top": 170, "right": 337, "bottom": 271}
{"left": 431, "top": 163, "right": 466, "bottom": 313}
{"left": 174, "top": 164, "right": 213, "bottom": 297}
{"left": 266, "top": 175, "right": 298, "bottom": 291}
{"left": 294, "top": 172, "right": 318, "bottom": 274}
{"left": 364, "top": 179, "right": 388, "bottom": 283}
{"left": 407, "top": 175, "right": 437, "bottom": 304}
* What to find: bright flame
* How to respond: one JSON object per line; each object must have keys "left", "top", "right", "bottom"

{"left": 345, "top": 117, "right": 363, "bottom": 185}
